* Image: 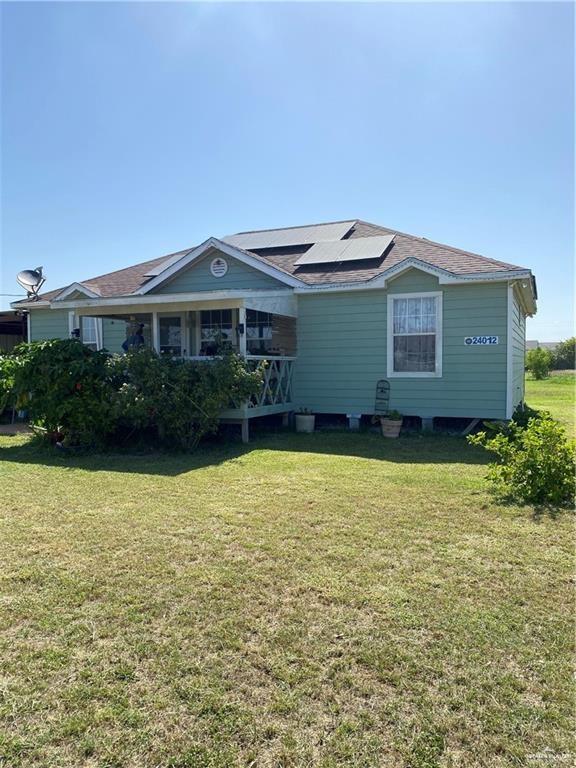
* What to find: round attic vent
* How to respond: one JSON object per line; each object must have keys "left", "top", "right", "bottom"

{"left": 210, "top": 257, "right": 228, "bottom": 278}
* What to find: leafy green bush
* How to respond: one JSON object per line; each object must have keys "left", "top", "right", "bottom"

{"left": 11, "top": 339, "right": 114, "bottom": 448}
{"left": 551, "top": 337, "right": 575, "bottom": 370}
{"left": 469, "top": 414, "right": 575, "bottom": 507}
{"left": 4, "top": 340, "right": 263, "bottom": 450}
{"left": 0, "top": 354, "right": 21, "bottom": 416}
{"left": 510, "top": 402, "right": 542, "bottom": 428}
{"left": 108, "top": 348, "right": 263, "bottom": 450}
{"left": 525, "top": 347, "right": 553, "bottom": 379}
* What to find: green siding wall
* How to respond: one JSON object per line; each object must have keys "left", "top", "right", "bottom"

{"left": 151, "top": 254, "right": 285, "bottom": 294}
{"left": 29, "top": 309, "right": 69, "bottom": 341}
{"left": 511, "top": 287, "right": 526, "bottom": 412}
{"left": 102, "top": 319, "right": 128, "bottom": 353}
{"left": 29, "top": 310, "right": 128, "bottom": 354}
{"left": 295, "top": 270, "right": 509, "bottom": 419}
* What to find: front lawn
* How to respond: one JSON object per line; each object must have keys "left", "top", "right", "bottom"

{"left": 0, "top": 423, "right": 573, "bottom": 767}
{"left": 525, "top": 371, "right": 575, "bottom": 437}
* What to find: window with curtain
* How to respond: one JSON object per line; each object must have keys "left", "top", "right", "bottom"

{"left": 389, "top": 294, "right": 441, "bottom": 375}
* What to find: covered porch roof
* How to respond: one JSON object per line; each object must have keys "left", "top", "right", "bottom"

{"left": 52, "top": 288, "right": 298, "bottom": 318}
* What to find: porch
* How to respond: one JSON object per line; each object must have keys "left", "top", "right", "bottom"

{"left": 69, "top": 293, "right": 298, "bottom": 441}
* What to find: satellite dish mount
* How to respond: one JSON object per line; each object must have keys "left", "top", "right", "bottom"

{"left": 16, "top": 266, "right": 45, "bottom": 300}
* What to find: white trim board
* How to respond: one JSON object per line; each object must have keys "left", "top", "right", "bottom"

{"left": 294, "top": 260, "right": 534, "bottom": 294}
{"left": 386, "top": 291, "right": 443, "bottom": 379}
{"left": 136, "top": 238, "right": 306, "bottom": 293}
{"left": 54, "top": 282, "right": 100, "bottom": 301}
{"left": 506, "top": 282, "right": 514, "bottom": 419}
{"left": 54, "top": 288, "right": 295, "bottom": 311}
{"left": 12, "top": 257, "right": 537, "bottom": 317}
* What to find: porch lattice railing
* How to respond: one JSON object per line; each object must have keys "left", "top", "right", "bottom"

{"left": 244, "top": 356, "right": 295, "bottom": 408}
{"left": 183, "top": 354, "right": 295, "bottom": 411}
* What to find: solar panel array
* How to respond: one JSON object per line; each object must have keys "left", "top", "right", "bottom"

{"left": 293, "top": 234, "right": 395, "bottom": 266}
{"left": 143, "top": 251, "right": 190, "bottom": 278}
{"left": 222, "top": 221, "right": 356, "bottom": 250}
{"left": 145, "top": 222, "right": 392, "bottom": 279}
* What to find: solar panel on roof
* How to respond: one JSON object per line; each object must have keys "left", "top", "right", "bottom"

{"left": 143, "top": 251, "right": 189, "bottom": 278}
{"left": 293, "top": 235, "right": 395, "bottom": 266}
{"left": 222, "top": 221, "right": 356, "bottom": 250}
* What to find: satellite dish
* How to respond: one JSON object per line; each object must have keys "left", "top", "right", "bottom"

{"left": 16, "top": 266, "right": 45, "bottom": 299}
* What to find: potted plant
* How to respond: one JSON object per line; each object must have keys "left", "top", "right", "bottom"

{"left": 380, "top": 409, "right": 403, "bottom": 438}
{"left": 295, "top": 408, "right": 315, "bottom": 433}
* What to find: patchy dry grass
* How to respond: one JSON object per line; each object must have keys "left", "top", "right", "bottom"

{"left": 0, "top": 423, "right": 573, "bottom": 766}
{"left": 526, "top": 371, "right": 575, "bottom": 438}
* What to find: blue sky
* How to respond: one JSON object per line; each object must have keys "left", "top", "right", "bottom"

{"left": 1, "top": 1, "right": 573, "bottom": 339}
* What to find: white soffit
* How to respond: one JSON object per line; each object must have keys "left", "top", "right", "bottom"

{"left": 222, "top": 221, "right": 356, "bottom": 249}
{"left": 294, "top": 234, "right": 395, "bottom": 266}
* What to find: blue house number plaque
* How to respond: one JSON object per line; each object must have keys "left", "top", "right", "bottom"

{"left": 464, "top": 336, "right": 499, "bottom": 345}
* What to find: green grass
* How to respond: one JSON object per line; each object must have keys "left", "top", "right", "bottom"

{"left": 0, "top": 382, "right": 574, "bottom": 767}
{"left": 525, "top": 371, "right": 575, "bottom": 437}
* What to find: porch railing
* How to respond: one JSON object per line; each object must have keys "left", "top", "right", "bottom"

{"left": 183, "top": 354, "right": 296, "bottom": 412}
{"left": 244, "top": 356, "right": 295, "bottom": 409}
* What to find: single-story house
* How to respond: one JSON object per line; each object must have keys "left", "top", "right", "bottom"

{"left": 12, "top": 219, "right": 537, "bottom": 435}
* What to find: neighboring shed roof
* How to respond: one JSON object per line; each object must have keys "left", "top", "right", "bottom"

{"left": 13, "top": 219, "right": 531, "bottom": 304}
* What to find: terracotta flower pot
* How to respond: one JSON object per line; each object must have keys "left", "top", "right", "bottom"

{"left": 295, "top": 414, "right": 315, "bottom": 433}
{"left": 380, "top": 418, "right": 402, "bottom": 438}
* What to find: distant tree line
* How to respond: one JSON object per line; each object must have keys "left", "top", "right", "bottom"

{"left": 526, "top": 337, "right": 575, "bottom": 379}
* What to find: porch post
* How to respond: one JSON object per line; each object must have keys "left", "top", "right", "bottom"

{"left": 238, "top": 306, "right": 247, "bottom": 357}
{"left": 68, "top": 311, "right": 76, "bottom": 337}
{"left": 152, "top": 311, "right": 160, "bottom": 353}
{"left": 181, "top": 312, "right": 189, "bottom": 357}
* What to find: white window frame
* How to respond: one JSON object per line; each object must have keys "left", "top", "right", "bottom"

{"left": 387, "top": 291, "right": 443, "bottom": 378}
{"left": 81, "top": 316, "right": 103, "bottom": 351}
{"left": 158, "top": 312, "right": 184, "bottom": 356}
{"left": 198, "top": 308, "right": 237, "bottom": 354}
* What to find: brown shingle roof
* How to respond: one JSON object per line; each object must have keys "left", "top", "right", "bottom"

{"left": 254, "top": 220, "right": 526, "bottom": 284}
{"left": 16, "top": 219, "right": 529, "bottom": 303}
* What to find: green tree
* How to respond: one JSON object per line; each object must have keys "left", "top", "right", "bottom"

{"left": 526, "top": 347, "right": 553, "bottom": 380}
{"left": 551, "top": 337, "right": 575, "bottom": 370}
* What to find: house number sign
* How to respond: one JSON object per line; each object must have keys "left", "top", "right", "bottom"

{"left": 210, "top": 258, "right": 228, "bottom": 278}
{"left": 464, "top": 336, "right": 499, "bottom": 345}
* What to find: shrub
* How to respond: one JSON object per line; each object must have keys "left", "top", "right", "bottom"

{"left": 525, "top": 347, "right": 553, "bottom": 379}
{"left": 0, "top": 354, "right": 21, "bottom": 416}
{"left": 108, "top": 348, "right": 263, "bottom": 450}
{"left": 11, "top": 339, "right": 114, "bottom": 448}
{"left": 510, "top": 402, "right": 542, "bottom": 428}
{"left": 4, "top": 340, "right": 263, "bottom": 450}
{"left": 551, "top": 337, "right": 576, "bottom": 370}
{"left": 468, "top": 415, "right": 575, "bottom": 507}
